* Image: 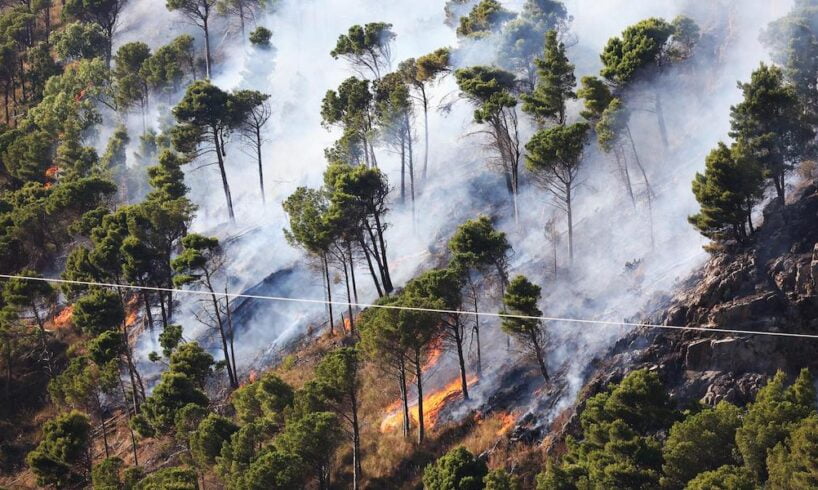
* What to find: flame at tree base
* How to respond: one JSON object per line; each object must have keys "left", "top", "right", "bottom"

{"left": 380, "top": 375, "right": 479, "bottom": 433}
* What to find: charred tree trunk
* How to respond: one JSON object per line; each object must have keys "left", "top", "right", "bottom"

{"left": 399, "top": 357, "right": 410, "bottom": 438}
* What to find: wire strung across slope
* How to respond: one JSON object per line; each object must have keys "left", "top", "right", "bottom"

{"left": 1, "top": 273, "right": 817, "bottom": 339}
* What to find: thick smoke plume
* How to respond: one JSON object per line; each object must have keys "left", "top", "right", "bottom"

{"left": 113, "top": 0, "right": 791, "bottom": 424}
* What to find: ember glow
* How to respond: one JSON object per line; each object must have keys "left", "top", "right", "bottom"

{"left": 380, "top": 375, "right": 479, "bottom": 433}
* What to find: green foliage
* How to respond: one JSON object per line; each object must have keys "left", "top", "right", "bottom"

{"left": 735, "top": 369, "right": 816, "bottom": 481}
{"left": 688, "top": 141, "right": 765, "bottom": 242}
{"left": 423, "top": 446, "right": 488, "bottom": 490}
{"left": 522, "top": 30, "right": 576, "bottom": 125}
{"left": 141, "top": 35, "right": 196, "bottom": 95}
{"left": 26, "top": 410, "right": 91, "bottom": 488}
{"left": 157, "top": 323, "right": 184, "bottom": 358}
{"left": 660, "top": 402, "right": 742, "bottom": 489}
{"left": 541, "top": 370, "right": 672, "bottom": 489}
{"left": 330, "top": 22, "right": 395, "bottom": 78}
{"left": 501, "top": 275, "right": 542, "bottom": 337}
{"left": 448, "top": 215, "right": 511, "bottom": 278}
{"left": 1, "top": 129, "right": 53, "bottom": 183}
{"left": 484, "top": 468, "right": 522, "bottom": 490}
{"left": 133, "top": 466, "right": 198, "bottom": 490}
{"left": 600, "top": 17, "right": 675, "bottom": 84}
{"left": 92, "top": 457, "right": 131, "bottom": 490}
{"left": 595, "top": 98, "right": 628, "bottom": 152}
{"left": 237, "top": 448, "right": 305, "bottom": 489}
{"left": 684, "top": 465, "right": 755, "bottom": 490}
{"left": 215, "top": 421, "right": 277, "bottom": 486}
{"left": 525, "top": 123, "right": 590, "bottom": 181}
{"left": 141, "top": 372, "right": 209, "bottom": 431}
{"left": 172, "top": 233, "right": 221, "bottom": 287}
{"left": 728, "top": 63, "right": 813, "bottom": 199}
{"left": 249, "top": 26, "right": 272, "bottom": 47}
{"left": 189, "top": 413, "right": 238, "bottom": 467}
{"left": 457, "top": 0, "right": 515, "bottom": 38}
{"left": 767, "top": 415, "right": 818, "bottom": 489}
{"left": 48, "top": 355, "right": 117, "bottom": 409}
{"left": 174, "top": 402, "right": 208, "bottom": 441}
{"left": 231, "top": 371, "right": 294, "bottom": 424}
{"left": 88, "top": 330, "right": 125, "bottom": 365}
{"left": 275, "top": 411, "right": 342, "bottom": 485}
{"left": 454, "top": 66, "right": 518, "bottom": 124}
{"left": 167, "top": 341, "right": 214, "bottom": 387}
{"left": 72, "top": 288, "right": 124, "bottom": 335}
{"left": 51, "top": 21, "right": 108, "bottom": 61}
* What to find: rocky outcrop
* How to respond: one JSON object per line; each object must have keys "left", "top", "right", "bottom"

{"left": 543, "top": 180, "right": 818, "bottom": 449}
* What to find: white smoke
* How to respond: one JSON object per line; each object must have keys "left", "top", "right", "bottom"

{"left": 115, "top": 0, "right": 792, "bottom": 424}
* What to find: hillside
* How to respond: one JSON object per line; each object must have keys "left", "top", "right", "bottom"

{"left": 1, "top": 0, "right": 818, "bottom": 489}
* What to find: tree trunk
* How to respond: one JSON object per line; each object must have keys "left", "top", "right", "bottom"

{"left": 399, "top": 358, "right": 410, "bottom": 438}
{"left": 358, "top": 235, "right": 383, "bottom": 297}
{"left": 348, "top": 243, "right": 359, "bottom": 303}
{"left": 400, "top": 132, "right": 406, "bottom": 203}
{"left": 654, "top": 91, "right": 669, "bottom": 148}
{"left": 414, "top": 349, "right": 425, "bottom": 444}
{"left": 372, "top": 212, "right": 393, "bottom": 293}
{"left": 97, "top": 394, "right": 110, "bottom": 459}
{"left": 255, "top": 127, "right": 265, "bottom": 204}
{"left": 225, "top": 289, "right": 238, "bottom": 381}
{"left": 421, "top": 87, "right": 429, "bottom": 182}
{"left": 342, "top": 259, "right": 354, "bottom": 333}
{"left": 31, "top": 305, "right": 52, "bottom": 378}
{"left": 323, "top": 254, "right": 334, "bottom": 334}
{"left": 141, "top": 291, "right": 155, "bottom": 331}
{"left": 453, "top": 319, "right": 469, "bottom": 400}
{"left": 350, "top": 385, "right": 362, "bottom": 490}
{"left": 206, "top": 277, "right": 237, "bottom": 388}
{"left": 469, "top": 276, "right": 481, "bottom": 376}
{"left": 213, "top": 129, "right": 235, "bottom": 221}
{"left": 625, "top": 124, "right": 655, "bottom": 249}
{"left": 203, "top": 17, "right": 212, "bottom": 79}
{"left": 566, "top": 186, "right": 574, "bottom": 265}
{"left": 406, "top": 115, "right": 416, "bottom": 225}
{"left": 531, "top": 333, "right": 549, "bottom": 381}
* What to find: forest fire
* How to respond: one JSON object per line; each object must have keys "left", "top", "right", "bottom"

{"left": 51, "top": 305, "right": 73, "bottom": 329}
{"left": 380, "top": 375, "right": 478, "bottom": 433}
{"left": 495, "top": 411, "right": 517, "bottom": 436}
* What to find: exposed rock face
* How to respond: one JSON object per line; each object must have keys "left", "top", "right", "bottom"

{"left": 543, "top": 180, "right": 818, "bottom": 451}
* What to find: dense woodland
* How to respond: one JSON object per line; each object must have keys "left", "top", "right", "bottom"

{"left": 0, "top": 0, "right": 817, "bottom": 488}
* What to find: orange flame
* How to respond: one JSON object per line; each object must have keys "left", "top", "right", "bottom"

{"left": 380, "top": 375, "right": 478, "bottom": 433}
{"left": 421, "top": 338, "right": 443, "bottom": 374}
{"left": 52, "top": 305, "right": 74, "bottom": 329}
{"left": 343, "top": 316, "right": 352, "bottom": 333}
{"left": 495, "top": 411, "right": 517, "bottom": 436}
{"left": 45, "top": 166, "right": 60, "bottom": 179}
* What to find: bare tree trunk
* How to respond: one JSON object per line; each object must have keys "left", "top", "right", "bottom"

{"left": 414, "top": 350, "right": 425, "bottom": 444}
{"left": 255, "top": 127, "right": 265, "bottom": 204}
{"left": 323, "top": 254, "right": 334, "bottom": 334}
{"left": 531, "top": 333, "right": 549, "bottom": 381}
{"left": 421, "top": 87, "right": 429, "bottom": 181}
{"left": 654, "top": 91, "right": 669, "bottom": 148}
{"left": 399, "top": 358, "right": 410, "bottom": 438}
{"left": 31, "top": 306, "right": 52, "bottom": 378}
{"left": 348, "top": 243, "right": 359, "bottom": 303}
{"left": 358, "top": 235, "right": 383, "bottom": 297}
{"left": 372, "top": 213, "right": 393, "bottom": 293}
{"left": 341, "top": 259, "right": 354, "bottom": 333}
{"left": 566, "top": 186, "right": 574, "bottom": 265}
{"left": 453, "top": 319, "right": 469, "bottom": 400}
{"left": 350, "top": 385, "right": 362, "bottom": 490}
{"left": 625, "top": 124, "right": 655, "bottom": 249}
{"left": 213, "top": 129, "right": 235, "bottom": 221}
{"left": 400, "top": 133, "right": 406, "bottom": 203}
{"left": 203, "top": 17, "right": 212, "bottom": 79}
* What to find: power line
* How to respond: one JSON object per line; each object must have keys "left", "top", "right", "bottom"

{"left": 1, "top": 273, "right": 817, "bottom": 339}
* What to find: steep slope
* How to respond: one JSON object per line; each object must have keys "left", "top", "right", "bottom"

{"left": 543, "top": 176, "right": 818, "bottom": 451}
